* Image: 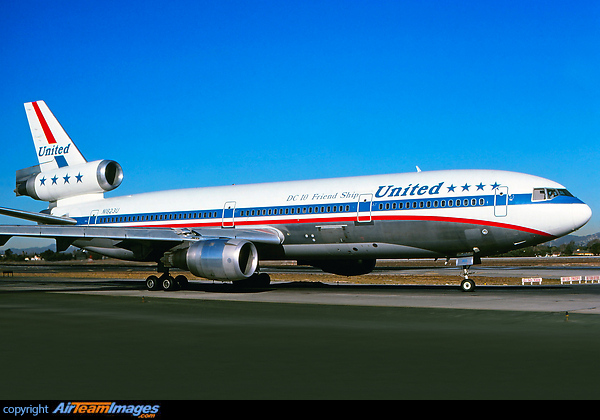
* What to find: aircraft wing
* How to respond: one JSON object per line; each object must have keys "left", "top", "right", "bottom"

{"left": 0, "top": 205, "right": 283, "bottom": 259}
{"left": 0, "top": 224, "right": 283, "bottom": 250}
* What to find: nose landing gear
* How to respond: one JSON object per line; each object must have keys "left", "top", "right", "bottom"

{"left": 457, "top": 255, "right": 479, "bottom": 292}
{"left": 460, "top": 266, "right": 476, "bottom": 292}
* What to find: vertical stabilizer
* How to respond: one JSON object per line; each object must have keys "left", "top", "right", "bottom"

{"left": 24, "top": 101, "right": 87, "bottom": 171}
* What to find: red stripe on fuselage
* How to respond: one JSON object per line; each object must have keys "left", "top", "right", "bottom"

{"left": 109, "top": 214, "right": 553, "bottom": 237}
{"left": 31, "top": 101, "right": 57, "bottom": 144}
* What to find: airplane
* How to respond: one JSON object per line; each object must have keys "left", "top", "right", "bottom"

{"left": 0, "top": 100, "right": 592, "bottom": 292}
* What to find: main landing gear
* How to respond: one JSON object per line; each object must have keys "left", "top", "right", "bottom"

{"left": 144, "top": 270, "right": 271, "bottom": 291}
{"left": 146, "top": 273, "right": 188, "bottom": 291}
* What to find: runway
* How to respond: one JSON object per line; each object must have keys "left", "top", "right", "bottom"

{"left": 2, "top": 272, "right": 600, "bottom": 314}
{"left": 2, "top": 261, "right": 600, "bottom": 399}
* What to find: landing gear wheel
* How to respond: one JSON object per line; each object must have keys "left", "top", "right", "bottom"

{"left": 146, "top": 275, "right": 161, "bottom": 291}
{"left": 161, "top": 275, "right": 179, "bottom": 291}
{"left": 461, "top": 278, "right": 476, "bottom": 292}
{"left": 174, "top": 275, "right": 188, "bottom": 290}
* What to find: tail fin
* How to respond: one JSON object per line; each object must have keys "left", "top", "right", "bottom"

{"left": 24, "top": 101, "right": 87, "bottom": 171}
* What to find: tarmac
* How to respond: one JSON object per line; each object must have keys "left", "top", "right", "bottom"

{"left": 2, "top": 258, "right": 600, "bottom": 314}
{"left": 2, "top": 258, "right": 600, "bottom": 399}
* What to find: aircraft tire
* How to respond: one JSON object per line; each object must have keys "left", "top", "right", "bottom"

{"left": 460, "top": 279, "right": 476, "bottom": 292}
{"left": 174, "top": 275, "right": 188, "bottom": 290}
{"left": 161, "top": 275, "right": 179, "bottom": 291}
{"left": 146, "top": 275, "right": 161, "bottom": 291}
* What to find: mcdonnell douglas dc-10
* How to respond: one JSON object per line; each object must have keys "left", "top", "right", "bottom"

{"left": 0, "top": 101, "right": 592, "bottom": 291}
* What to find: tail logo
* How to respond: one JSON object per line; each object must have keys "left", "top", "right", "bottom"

{"left": 38, "top": 144, "right": 71, "bottom": 157}
{"left": 31, "top": 101, "right": 57, "bottom": 144}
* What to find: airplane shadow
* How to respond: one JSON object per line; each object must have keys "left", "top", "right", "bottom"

{"left": 0, "top": 277, "right": 573, "bottom": 295}
{"left": 181, "top": 280, "right": 567, "bottom": 293}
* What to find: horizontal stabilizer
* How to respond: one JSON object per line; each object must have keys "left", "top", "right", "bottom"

{"left": 0, "top": 206, "right": 77, "bottom": 225}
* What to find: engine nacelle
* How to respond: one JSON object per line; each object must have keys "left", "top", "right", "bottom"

{"left": 170, "top": 239, "right": 259, "bottom": 281}
{"left": 16, "top": 160, "right": 123, "bottom": 202}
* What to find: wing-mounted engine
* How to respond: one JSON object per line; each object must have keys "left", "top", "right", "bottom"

{"left": 15, "top": 159, "right": 123, "bottom": 203}
{"left": 167, "top": 238, "right": 259, "bottom": 281}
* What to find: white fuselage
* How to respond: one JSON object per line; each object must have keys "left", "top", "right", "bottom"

{"left": 51, "top": 169, "right": 592, "bottom": 261}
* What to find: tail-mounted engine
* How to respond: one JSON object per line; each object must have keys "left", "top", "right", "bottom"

{"left": 15, "top": 160, "right": 123, "bottom": 202}
{"left": 167, "top": 238, "right": 259, "bottom": 281}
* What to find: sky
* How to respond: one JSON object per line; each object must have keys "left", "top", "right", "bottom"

{"left": 0, "top": 0, "right": 599, "bottom": 249}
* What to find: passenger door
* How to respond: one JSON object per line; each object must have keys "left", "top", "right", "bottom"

{"left": 494, "top": 186, "right": 508, "bottom": 217}
{"left": 87, "top": 210, "right": 99, "bottom": 225}
{"left": 222, "top": 201, "right": 236, "bottom": 228}
{"left": 357, "top": 194, "right": 373, "bottom": 223}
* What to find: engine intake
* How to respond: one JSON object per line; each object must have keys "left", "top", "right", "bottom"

{"left": 170, "top": 239, "right": 258, "bottom": 281}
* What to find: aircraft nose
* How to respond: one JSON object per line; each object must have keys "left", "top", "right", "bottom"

{"left": 572, "top": 203, "right": 592, "bottom": 232}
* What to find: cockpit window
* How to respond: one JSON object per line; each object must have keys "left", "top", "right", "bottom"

{"left": 532, "top": 188, "right": 546, "bottom": 201}
{"left": 532, "top": 188, "right": 574, "bottom": 201}
{"left": 558, "top": 189, "right": 574, "bottom": 197}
